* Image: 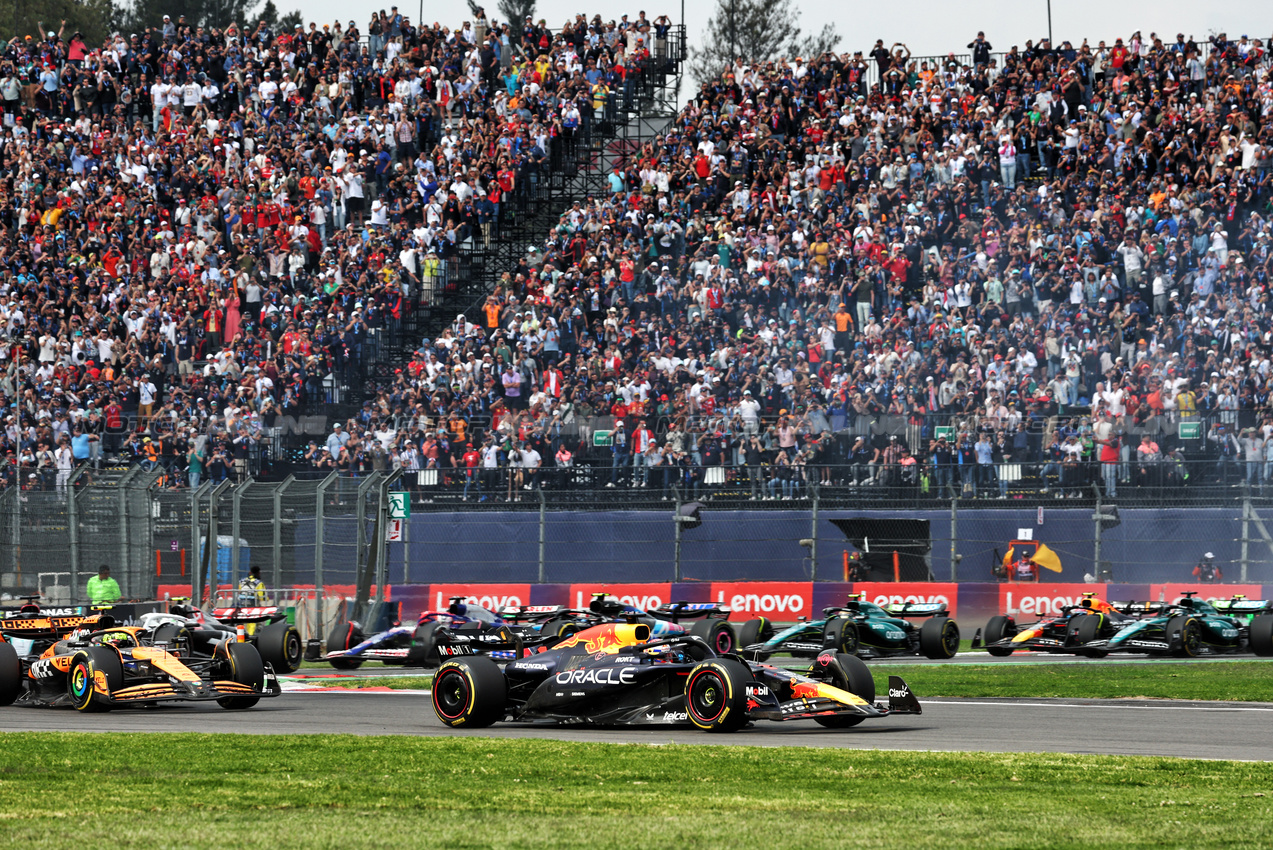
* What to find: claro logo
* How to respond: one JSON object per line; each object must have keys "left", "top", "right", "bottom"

{"left": 718, "top": 592, "right": 806, "bottom": 615}
{"left": 889, "top": 687, "right": 910, "bottom": 699}
{"left": 1004, "top": 592, "right": 1089, "bottom": 616}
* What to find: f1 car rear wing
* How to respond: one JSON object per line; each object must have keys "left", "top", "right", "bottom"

{"left": 1112, "top": 601, "right": 1180, "bottom": 617}
{"left": 1212, "top": 598, "right": 1273, "bottom": 616}
{"left": 498, "top": 604, "right": 568, "bottom": 623}
{"left": 649, "top": 601, "right": 732, "bottom": 622}
{"left": 1, "top": 606, "right": 104, "bottom": 638}
{"left": 210, "top": 606, "right": 284, "bottom": 623}
{"left": 882, "top": 602, "right": 949, "bottom": 618}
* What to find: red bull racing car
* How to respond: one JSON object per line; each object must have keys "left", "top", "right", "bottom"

{"left": 972, "top": 593, "right": 1138, "bottom": 657}
{"left": 429, "top": 620, "right": 922, "bottom": 732}
{"left": 516, "top": 593, "right": 761, "bottom": 656}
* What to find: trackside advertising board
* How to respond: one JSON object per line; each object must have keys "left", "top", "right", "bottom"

{"left": 568, "top": 584, "right": 673, "bottom": 612}
{"left": 428, "top": 584, "right": 532, "bottom": 614}
{"left": 709, "top": 582, "right": 812, "bottom": 618}
{"left": 851, "top": 582, "right": 959, "bottom": 618}
{"left": 998, "top": 583, "right": 1106, "bottom": 618}
{"left": 1153, "top": 584, "right": 1264, "bottom": 605}
{"left": 381, "top": 583, "right": 1273, "bottom": 624}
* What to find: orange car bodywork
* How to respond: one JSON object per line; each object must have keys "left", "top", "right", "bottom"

{"left": 31, "top": 626, "right": 257, "bottom": 702}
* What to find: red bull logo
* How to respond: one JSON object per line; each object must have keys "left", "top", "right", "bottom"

{"left": 553, "top": 622, "right": 650, "bottom": 654}
{"left": 790, "top": 679, "right": 868, "bottom": 706}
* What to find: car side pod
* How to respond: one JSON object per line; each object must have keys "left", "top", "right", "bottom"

{"left": 885, "top": 676, "right": 921, "bottom": 715}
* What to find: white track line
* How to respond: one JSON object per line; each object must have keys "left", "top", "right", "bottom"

{"left": 924, "top": 699, "right": 1273, "bottom": 711}
{"left": 282, "top": 686, "right": 432, "bottom": 696}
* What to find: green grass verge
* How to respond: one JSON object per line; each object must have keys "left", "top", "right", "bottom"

{"left": 3, "top": 734, "right": 1271, "bottom": 849}
{"left": 884, "top": 660, "right": 1273, "bottom": 702}
{"left": 298, "top": 676, "right": 433, "bottom": 690}
{"left": 294, "top": 661, "right": 1273, "bottom": 702}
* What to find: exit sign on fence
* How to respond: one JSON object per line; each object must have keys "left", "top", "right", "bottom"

{"left": 388, "top": 492, "right": 411, "bottom": 519}
{"left": 1179, "top": 421, "right": 1201, "bottom": 440}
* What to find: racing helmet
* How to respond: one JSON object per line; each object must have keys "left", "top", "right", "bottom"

{"left": 96, "top": 630, "right": 138, "bottom": 648}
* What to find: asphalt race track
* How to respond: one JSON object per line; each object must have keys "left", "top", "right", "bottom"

{"left": 4, "top": 691, "right": 1272, "bottom": 761}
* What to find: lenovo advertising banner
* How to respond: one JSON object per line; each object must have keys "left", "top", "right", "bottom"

{"left": 997, "top": 583, "right": 1105, "bottom": 619}
{"left": 709, "top": 582, "right": 813, "bottom": 619}
{"left": 851, "top": 582, "right": 960, "bottom": 618}
{"left": 1152, "top": 584, "right": 1264, "bottom": 605}
{"left": 568, "top": 584, "right": 673, "bottom": 612}
{"left": 428, "top": 584, "right": 532, "bottom": 614}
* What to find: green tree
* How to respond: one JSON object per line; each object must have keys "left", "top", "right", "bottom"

{"left": 114, "top": 0, "right": 303, "bottom": 35}
{"left": 6, "top": 0, "right": 113, "bottom": 47}
{"left": 689, "top": 0, "right": 839, "bottom": 83}
{"left": 277, "top": 9, "right": 302, "bottom": 32}
{"left": 496, "top": 0, "right": 535, "bottom": 38}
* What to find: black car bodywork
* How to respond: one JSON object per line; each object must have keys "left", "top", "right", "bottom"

{"left": 429, "top": 621, "right": 921, "bottom": 732}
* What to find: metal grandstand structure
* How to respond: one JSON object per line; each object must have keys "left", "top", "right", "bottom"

{"left": 341, "top": 29, "right": 688, "bottom": 415}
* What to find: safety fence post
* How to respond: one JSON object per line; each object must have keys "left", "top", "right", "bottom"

{"left": 537, "top": 487, "right": 547, "bottom": 583}
{"left": 203, "top": 480, "right": 233, "bottom": 604}
{"left": 809, "top": 485, "right": 819, "bottom": 581}
{"left": 314, "top": 471, "right": 337, "bottom": 602}
{"left": 375, "top": 471, "right": 403, "bottom": 606}
{"left": 190, "top": 482, "right": 209, "bottom": 601}
{"left": 672, "top": 485, "right": 683, "bottom": 582}
{"left": 1241, "top": 493, "right": 1251, "bottom": 583}
{"left": 231, "top": 480, "right": 251, "bottom": 591}
{"left": 353, "top": 473, "right": 382, "bottom": 622}
{"left": 273, "top": 475, "right": 294, "bottom": 590}
{"left": 66, "top": 467, "right": 87, "bottom": 604}
{"left": 116, "top": 466, "right": 140, "bottom": 598}
{"left": 1092, "top": 484, "right": 1103, "bottom": 577}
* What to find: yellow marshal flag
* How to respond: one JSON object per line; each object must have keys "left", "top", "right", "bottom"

{"left": 1033, "top": 543, "right": 1063, "bottom": 573}
{"left": 1003, "top": 543, "right": 1064, "bottom": 574}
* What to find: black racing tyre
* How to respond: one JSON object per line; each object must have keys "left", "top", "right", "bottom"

{"left": 256, "top": 620, "right": 303, "bottom": 673}
{"left": 0, "top": 641, "right": 21, "bottom": 706}
{"left": 1169, "top": 615, "right": 1202, "bottom": 658}
{"left": 1251, "top": 615, "right": 1273, "bottom": 657}
{"left": 919, "top": 617, "right": 960, "bottom": 659}
{"left": 690, "top": 619, "right": 736, "bottom": 655}
{"left": 432, "top": 656, "right": 507, "bottom": 728}
{"left": 735, "top": 618, "right": 771, "bottom": 650}
{"left": 814, "top": 652, "right": 875, "bottom": 728}
{"left": 217, "top": 642, "right": 266, "bottom": 709}
{"left": 326, "top": 620, "right": 366, "bottom": 670}
{"left": 406, "top": 622, "right": 443, "bottom": 667}
{"left": 983, "top": 615, "right": 1016, "bottom": 657}
{"left": 540, "top": 618, "right": 580, "bottom": 640}
{"left": 68, "top": 647, "right": 122, "bottom": 712}
{"left": 1069, "top": 614, "right": 1104, "bottom": 648}
{"left": 150, "top": 623, "right": 193, "bottom": 657}
{"left": 684, "top": 658, "right": 751, "bottom": 732}
{"left": 823, "top": 618, "right": 860, "bottom": 656}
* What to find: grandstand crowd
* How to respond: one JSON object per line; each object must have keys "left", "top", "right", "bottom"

{"left": 1, "top": 13, "right": 1272, "bottom": 500}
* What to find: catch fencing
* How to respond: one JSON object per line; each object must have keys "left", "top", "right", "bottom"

{"left": 0, "top": 470, "right": 393, "bottom": 614}
{"left": 5, "top": 473, "right": 1272, "bottom": 633}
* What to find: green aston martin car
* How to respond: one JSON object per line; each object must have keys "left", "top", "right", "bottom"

{"left": 740, "top": 594, "right": 960, "bottom": 661}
